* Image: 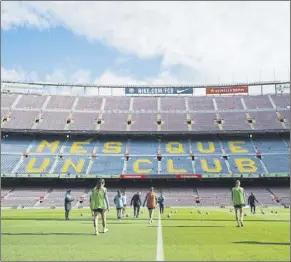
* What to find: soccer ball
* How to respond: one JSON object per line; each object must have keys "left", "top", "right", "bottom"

{"left": 126, "top": 214, "right": 129, "bottom": 218}
{"left": 206, "top": 212, "right": 209, "bottom": 215}
{"left": 167, "top": 214, "right": 171, "bottom": 218}
{"left": 80, "top": 213, "right": 83, "bottom": 216}
{"left": 271, "top": 210, "right": 274, "bottom": 213}
{"left": 190, "top": 211, "right": 193, "bottom": 214}
{"left": 244, "top": 213, "right": 247, "bottom": 217}
{"left": 275, "top": 211, "right": 278, "bottom": 214}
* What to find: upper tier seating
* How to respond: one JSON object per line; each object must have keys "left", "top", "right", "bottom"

{"left": 1, "top": 94, "right": 289, "bottom": 132}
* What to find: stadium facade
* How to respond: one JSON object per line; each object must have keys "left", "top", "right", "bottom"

{"left": 1, "top": 80, "right": 290, "bottom": 209}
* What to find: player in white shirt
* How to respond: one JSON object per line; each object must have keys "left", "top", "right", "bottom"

{"left": 121, "top": 191, "right": 127, "bottom": 217}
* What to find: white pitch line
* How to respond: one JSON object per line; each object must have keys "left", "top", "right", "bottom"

{"left": 156, "top": 212, "right": 164, "bottom": 261}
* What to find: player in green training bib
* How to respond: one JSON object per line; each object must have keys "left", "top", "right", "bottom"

{"left": 232, "top": 180, "right": 245, "bottom": 227}
{"left": 90, "top": 179, "right": 110, "bottom": 235}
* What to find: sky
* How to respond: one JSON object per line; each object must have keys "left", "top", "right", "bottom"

{"left": 1, "top": 1, "right": 290, "bottom": 86}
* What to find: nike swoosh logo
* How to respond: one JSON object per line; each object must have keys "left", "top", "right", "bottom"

{"left": 177, "top": 88, "right": 191, "bottom": 94}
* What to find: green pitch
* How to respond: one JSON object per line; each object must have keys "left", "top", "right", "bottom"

{"left": 1, "top": 207, "right": 290, "bottom": 261}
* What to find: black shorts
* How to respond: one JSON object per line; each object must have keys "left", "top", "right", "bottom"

{"left": 116, "top": 208, "right": 122, "bottom": 211}
{"left": 93, "top": 208, "right": 106, "bottom": 214}
{"left": 234, "top": 204, "right": 245, "bottom": 209}
{"left": 195, "top": 201, "right": 200, "bottom": 204}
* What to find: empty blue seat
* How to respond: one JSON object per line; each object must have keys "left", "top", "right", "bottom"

{"left": 29, "top": 136, "right": 64, "bottom": 154}
{"left": 1, "top": 136, "right": 33, "bottom": 153}
{"left": 90, "top": 156, "right": 124, "bottom": 175}
{"left": 191, "top": 139, "right": 222, "bottom": 155}
{"left": 195, "top": 156, "right": 229, "bottom": 174}
{"left": 262, "top": 154, "right": 290, "bottom": 174}
{"left": 53, "top": 156, "right": 90, "bottom": 174}
{"left": 252, "top": 138, "right": 289, "bottom": 154}
{"left": 17, "top": 155, "right": 55, "bottom": 174}
{"left": 1, "top": 155, "right": 21, "bottom": 173}
{"left": 62, "top": 138, "right": 96, "bottom": 154}
{"left": 96, "top": 139, "right": 127, "bottom": 155}
{"left": 222, "top": 138, "right": 255, "bottom": 155}
{"left": 228, "top": 155, "right": 265, "bottom": 174}
{"left": 161, "top": 156, "right": 193, "bottom": 174}
{"left": 128, "top": 138, "right": 159, "bottom": 155}
{"left": 160, "top": 139, "right": 190, "bottom": 155}
{"left": 125, "top": 156, "right": 158, "bottom": 175}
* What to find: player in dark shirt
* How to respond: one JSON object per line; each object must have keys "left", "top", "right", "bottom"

{"left": 131, "top": 192, "right": 142, "bottom": 218}
{"left": 158, "top": 194, "right": 165, "bottom": 215}
{"left": 64, "top": 190, "right": 74, "bottom": 220}
{"left": 248, "top": 192, "right": 259, "bottom": 214}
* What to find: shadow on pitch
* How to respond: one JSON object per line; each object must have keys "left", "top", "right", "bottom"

{"left": 1, "top": 218, "right": 289, "bottom": 223}
{"left": 2, "top": 232, "right": 99, "bottom": 236}
{"left": 233, "top": 241, "right": 289, "bottom": 246}
{"left": 153, "top": 225, "right": 225, "bottom": 228}
{"left": 1, "top": 218, "right": 152, "bottom": 224}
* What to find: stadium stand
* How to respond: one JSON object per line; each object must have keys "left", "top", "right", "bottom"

{"left": 75, "top": 96, "right": 103, "bottom": 111}
{"left": 104, "top": 96, "right": 131, "bottom": 111}
{"left": 1, "top": 93, "right": 289, "bottom": 132}
{"left": 219, "top": 112, "right": 250, "bottom": 130}
{"left": 130, "top": 113, "right": 158, "bottom": 131}
{"left": 1, "top": 184, "right": 289, "bottom": 208}
{"left": 1, "top": 134, "right": 289, "bottom": 176}
{"left": 1, "top": 82, "right": 289, "bottom": 210}
{"left": 215, "top": 96, "right": 244, "bottom": 110}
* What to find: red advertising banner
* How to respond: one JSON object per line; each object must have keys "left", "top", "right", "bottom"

{"left": 176, "top": 174, "right": 202, "bottom": 179}
{"left": 120, "top": 175, "right": 146, "bottom": 179}
{"left": 206, "top": 86, "right": 248, "bottom": 95}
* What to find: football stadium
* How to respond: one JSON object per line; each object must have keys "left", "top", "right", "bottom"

{"left": 1, "top": 80, "right": 290, "bottom": 261}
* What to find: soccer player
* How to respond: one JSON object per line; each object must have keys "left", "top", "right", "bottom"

{"left": 90, "top": 179, "right": 110, "bottom": 235}
{"left": 158, "top": 193, "right": 165, "bottom": 215}
{"left": 121, "top": 191, "right": 127, "bottom": 217}
{"left": 114, "top": 190, "right": 124, "bottom": 220}
{"left": 232, "top": 180, "right": 246, "bottom": 227}
{"left": 273, "top": 195, "right": 281, "bottom": 204}
{"left": 64, "top": 190, "right": 74, "bottom": 220}
{"left": 248, "top": 192, "right": 258, "bottom": 214}
{"left": 130, "top": 192, "right": 142, "bottom": 218}
{"left": 143, "top": 187, "right": 157, "bottom": 224}
{"left": 194, "top": 195, "right": 201, "bottom": 208}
